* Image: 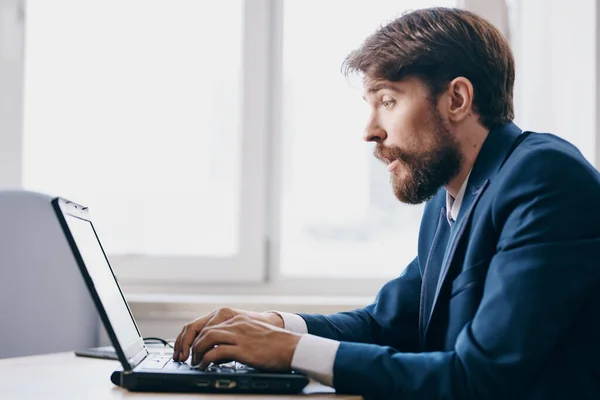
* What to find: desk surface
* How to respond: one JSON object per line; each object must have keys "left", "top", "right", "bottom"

{"left": 0, "top": 352, "right": 362, "bottom": 400}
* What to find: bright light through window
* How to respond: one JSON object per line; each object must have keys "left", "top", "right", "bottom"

{"left": 280, "top": 1, "right": 456, "bottom": 278}
{"left": 23, "top": 0, "right": 243, "bottom": 257}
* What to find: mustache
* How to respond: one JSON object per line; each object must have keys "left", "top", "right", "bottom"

{"left": 374, "top": 144, "right": 411, "bottom": 165}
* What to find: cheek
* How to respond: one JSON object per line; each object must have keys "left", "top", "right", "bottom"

{"left": 382, "top": 110, "right": 417, "bottom": 147}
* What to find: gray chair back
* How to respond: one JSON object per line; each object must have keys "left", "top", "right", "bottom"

{"left": 0, "top": 190, "right": 98, "bottom": 358}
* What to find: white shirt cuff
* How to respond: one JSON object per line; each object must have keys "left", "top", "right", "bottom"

{"left": 291, "top": 334, "right": 340, "bottom": 387}
{"left": 269, "top": 311, "right": 308, "bottom": 334}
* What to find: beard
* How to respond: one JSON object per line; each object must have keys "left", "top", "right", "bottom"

{"left": 374, "top": 109, "right": 462, "bottom": 204}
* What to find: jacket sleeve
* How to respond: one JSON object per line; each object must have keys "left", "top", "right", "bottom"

{"left": 330, "top": 148, "right": 600, "bottom": 399}
{"left": 298, "top": 255, "right": 422, "bottom": 352}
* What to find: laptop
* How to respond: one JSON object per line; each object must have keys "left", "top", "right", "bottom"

{"left": 52, "top": 197, "right": 309, "bottom": 394}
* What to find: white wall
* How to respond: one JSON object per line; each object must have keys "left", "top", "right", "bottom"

{"left": 512, "top": 0, "right": 597, "bottom": 164}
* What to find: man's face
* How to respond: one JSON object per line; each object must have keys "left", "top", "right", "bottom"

{"left": 363, "top": 76, "right": 463, "bottom": 204}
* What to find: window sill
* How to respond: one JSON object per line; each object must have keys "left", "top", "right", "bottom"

{"left": 127, "top": 293, "right": 373, "bottom": 321}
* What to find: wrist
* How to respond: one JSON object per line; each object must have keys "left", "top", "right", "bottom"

{"left": 263, "top": 311, "right": 285, "bottom": 329}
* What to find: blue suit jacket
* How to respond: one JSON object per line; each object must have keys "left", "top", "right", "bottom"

{"left": 299, "top": 122, "right": 600, "bottom": 399}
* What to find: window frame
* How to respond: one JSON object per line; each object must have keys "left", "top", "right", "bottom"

{"left": 18, "top": 0, "right": 273, "bottom": 284}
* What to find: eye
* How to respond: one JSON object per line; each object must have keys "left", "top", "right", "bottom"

{"left": 382, "top": 99, "right": 395, "bottom": 109}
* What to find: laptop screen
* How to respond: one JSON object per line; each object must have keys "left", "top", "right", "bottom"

{"left": 64, "top": 213, "right": 144, "bottom": 360}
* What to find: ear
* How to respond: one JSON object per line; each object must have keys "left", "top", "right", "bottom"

{"left": 445, "top": 77, "right": 474, "bottom": 123}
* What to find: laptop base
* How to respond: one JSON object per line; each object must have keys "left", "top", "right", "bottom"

{"left": 111, "top": 367, "right": 308, "bottom": 394}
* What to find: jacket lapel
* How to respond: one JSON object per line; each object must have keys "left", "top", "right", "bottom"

{"left": 425, "top": 180, "right": 490, "bottom": 331}
{"left": 423, "top": 122, "right": 524, "bottom": 340}
{"left": 419, "top": 207, "right": 451, "bottom": 346}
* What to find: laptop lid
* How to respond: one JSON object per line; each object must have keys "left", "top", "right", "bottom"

{"left": 52, "top": 197, "right": 148, "bottom": 371}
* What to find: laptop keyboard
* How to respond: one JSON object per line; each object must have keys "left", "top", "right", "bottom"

{"left": 141, "top": 355, "right": 174, "bottom": 369}
{"left": 142, "top": 356, "right": 255, "bottom": 373}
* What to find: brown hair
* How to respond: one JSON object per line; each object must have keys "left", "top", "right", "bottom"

{"left": 342, "top": 7, "right": 515, "bottom": 128}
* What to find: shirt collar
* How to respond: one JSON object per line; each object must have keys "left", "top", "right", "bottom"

{"left": 446, "top": 171, "right": 471, "bottom": 224}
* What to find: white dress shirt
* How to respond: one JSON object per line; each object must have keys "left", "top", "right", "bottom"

{"left": 273, "top": 174, "right": 472, "bottom": 387}
{"left": 446, "top": 172, "right": 471, "bottom": 224}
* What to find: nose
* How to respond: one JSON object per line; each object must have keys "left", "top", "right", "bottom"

{"left": 363, "top": 114, "right": 386, "bottom": 143}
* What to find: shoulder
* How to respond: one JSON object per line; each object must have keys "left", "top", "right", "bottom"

{"left": 501, "top": 132, "right": 598, "bottom": 184}
{"left": 491, "top": 131, "right": 600, "bottom": 242}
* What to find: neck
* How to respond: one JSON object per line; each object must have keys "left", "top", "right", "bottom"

{"left": 445, "top": 122, "right": 489, "bottom": 198}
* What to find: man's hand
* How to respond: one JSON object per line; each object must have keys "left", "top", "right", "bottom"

{"left": 173, "top": 308, "right": 284, "bottom": 361}
{"left": 190, "top": 315, "right": 302, "bottom": 371}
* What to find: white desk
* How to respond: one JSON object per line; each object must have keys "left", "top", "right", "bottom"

{"left": 0, "top": 352, "right": 362, "bottom": 400}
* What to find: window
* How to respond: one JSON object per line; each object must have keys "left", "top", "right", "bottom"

{"left": 279, "top": 0, "right": 455, "bottom": 278}
{"left": 12, "top": 0, "right": 597, "bottom": 295}
{"left": 23, "top": 0, "right": 269, "bottom": 282}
